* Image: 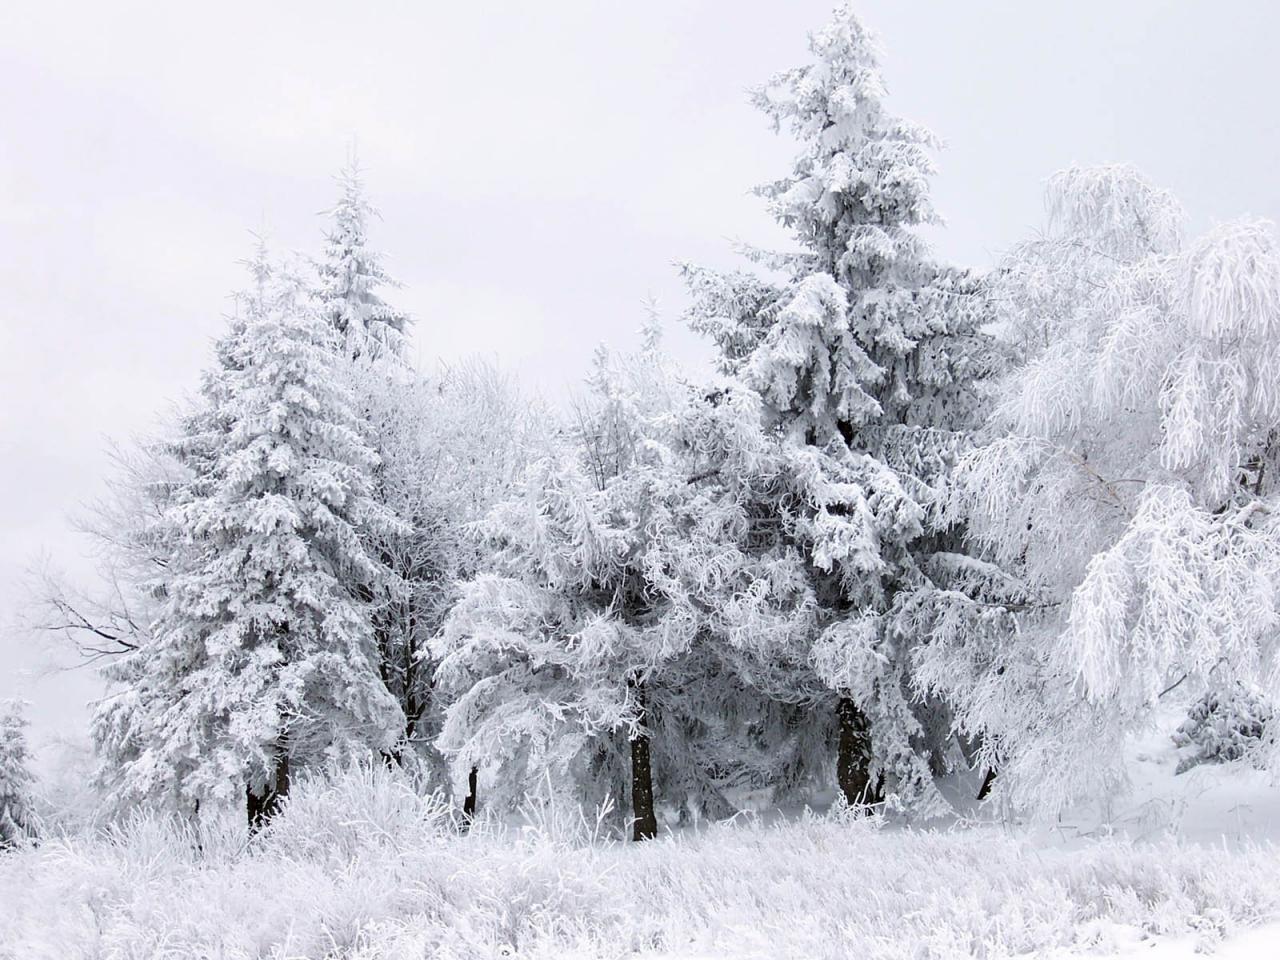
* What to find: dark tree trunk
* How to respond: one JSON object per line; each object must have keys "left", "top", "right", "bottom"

{"left": 976, "top": 766, "right": 997, "bottom": 801}
{"left": 836, "top": 696, "right": 882, "bottom": 809}
{"left": 462, "top": 766, "right": 478, "bottom": 822}
{"left": 246, "top": 748, "right": 290, "bottom": 832}
{"left": 629, "top": 681, "right": 658, "bottom": 842}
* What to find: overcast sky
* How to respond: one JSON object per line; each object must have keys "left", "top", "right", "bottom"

{"left": 4, "top": 0, "right": 1280, "bottom": 767}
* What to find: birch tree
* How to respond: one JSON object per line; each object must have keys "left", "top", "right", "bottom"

{"left": 926, "top": 165, "right": 1280, "bottom": 814}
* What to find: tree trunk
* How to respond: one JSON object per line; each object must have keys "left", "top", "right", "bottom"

{"left": 462, "top": 765, "right": 478, "bottom": 822}
{"left": 630, "top": 681, "right": 658, "bottom": 841}
{"left": 246, "top": 748, "right": 290, "bottom": 832}
{"left": 976, "top": 766, "right": 997, "bottom": 801}
{"left": 836, "top": 696, "right": 882, "bottom": 809}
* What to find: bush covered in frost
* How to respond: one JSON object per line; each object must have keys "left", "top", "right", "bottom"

{"left": 1173, "top": 684, "right": 1274, "bottom": 774}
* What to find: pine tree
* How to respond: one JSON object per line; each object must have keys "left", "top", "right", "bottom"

{"left": 314, "top": 166, "right": 545, "bottom": 789}
{"left": 96, "top": 247, "right": 403, "bottom": 824}
{"left": 89, "top": 242, "right": 274, "bottom": 812}
{"left": 0, "top": 700, "right": 37, "bottom": 849}
{"left": 317, "top": 159, "right": 410, "bottom": 360}
{"left": 681, "top": 5, "right": 997, "bottom": 814}
{"left": 314, "top": 164, "right": 424, "bottom": 771}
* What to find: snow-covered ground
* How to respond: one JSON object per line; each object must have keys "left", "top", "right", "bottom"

{"left": 1113, "top": 923, "right": 1278, "bottom": 960}
{"left": 3, "top": 718, "right": 1279, "bottom": 960}
{"left": 1020, "top": 704, "right": 1280, "bottom": 854}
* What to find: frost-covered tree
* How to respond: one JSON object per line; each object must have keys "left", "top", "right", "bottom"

{"left": 436, "top": 330, "right": 818, "bottom": 836}
{"left": 94, "top": 247, "right": 403, "bottom": 825}
{"left": 927, "top": 164, "right": 1280, "bottom": 814}
{"left": 350, "top": 356, "right": 547, "bottom": 786}
{"left": 90, "top": 240, "right": 266, "bottom": 814}
{"left": 435, "top": 339, "right": 683, "bottom": 838}
{"left": 312, "top": 163, "right": 547, "bottom": 786}
{"left": 313, "top": 165, "right": 429, "bottom": 768}
{"left": 78, "top": 243, "right": 275, "bottom": 812}
{"left": 681, "top": 5, "right": 996, "bottom": 813}
{"left": 316, "top": 159, "right": 410, "bottom": 360}
{"left": 0, "top": 700, "right": 37, "bottom": 848}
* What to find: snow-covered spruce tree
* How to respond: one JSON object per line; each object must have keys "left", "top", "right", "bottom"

{"left": 435, "top": 330, "right": 810, "bottom": 836}
{"left": 925, "top": 164, "right": 1280, "bottom": 814}
{"left": 88, "top": 245, "right": 277, "bottom": 811}
{"left": 314, "top": 164, "right": 424, "bottom": 769}
{"left": 316, "top": 159, "right": 410, "bottom": 360}
{"left": 0, "top": 700, "right": 37, "bottom": 848}
{"left": 95, "top": 247, "right": 403, "bottom": 826}
{"left": 681, "top": 5, "right": 996, "bottom": 813}
{"left": 91, "top": 240, "right": 273, "bottom": 815}
{"left": 313, "top": 166, "right": 547, "bottom": 789}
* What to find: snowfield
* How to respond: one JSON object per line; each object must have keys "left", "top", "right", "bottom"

{"left": 3, "top": 755, "right": 1278, "bottom": 960}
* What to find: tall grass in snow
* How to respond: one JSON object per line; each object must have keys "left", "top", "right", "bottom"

{"left": 2, "top": 763, "right": 1277, "bottom": 959}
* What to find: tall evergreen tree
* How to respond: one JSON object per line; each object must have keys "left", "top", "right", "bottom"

{"left": 91, "top": 241, "right": 276, "bottom": 812}
{"left": 317, "top": 159, "right": 410, "bottom": 360}
{"left": 314, "top": 163, "right": 423, "bottom": 771}
{"left": 313, "top": 166, "right": 544, "bottom": 792}
{"left": 95, "top": 247, "right": 403, "bottom": 824}
{"left": 0, "top": 700, "right": 37, "bottom": 849}
{"left": 682, "top": 5, "right": 997, "bottom": 813}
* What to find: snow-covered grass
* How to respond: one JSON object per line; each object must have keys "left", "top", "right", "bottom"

{"left": 3, "top": 763, "right": 1279, "bottom": 960}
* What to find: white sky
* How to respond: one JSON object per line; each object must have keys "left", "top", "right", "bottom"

{"left": 3, "top": 0, "right": 1279, "bottom": 767}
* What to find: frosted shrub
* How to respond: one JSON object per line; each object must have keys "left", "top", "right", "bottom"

{"left": 513, "top": 778, "right": 621, "bottom": 848}
{"left": 256, "top": 761, "right": 456, "bottom": 864}
{"left": 1173, "top": 684, "right": 1275, "bottom": 774}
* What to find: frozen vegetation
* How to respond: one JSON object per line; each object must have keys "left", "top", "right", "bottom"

{"left": 2, "top": 754, "right": 1279, "bottom": 960}
{"left": 8, "top": 3, "right": 1280, "bottom": 957}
